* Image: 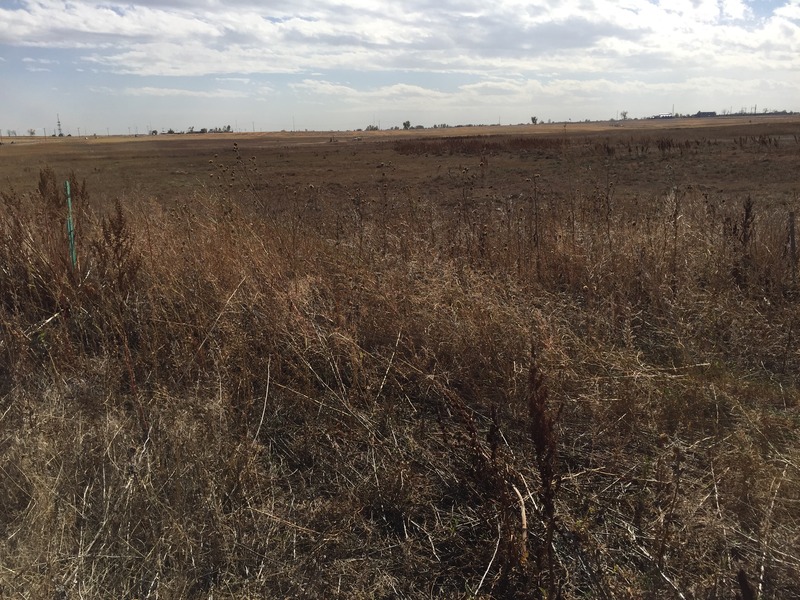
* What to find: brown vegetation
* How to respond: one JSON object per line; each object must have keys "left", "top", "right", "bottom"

{"left": 1, "top": 120, "right": 799, "bottom": 598}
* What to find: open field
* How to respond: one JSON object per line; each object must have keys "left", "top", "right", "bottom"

{"left": 1, "top": 117, "right": 799, "bottom": 598}
{"left": 2, "top": 116, "right": 798, "bottom": 209}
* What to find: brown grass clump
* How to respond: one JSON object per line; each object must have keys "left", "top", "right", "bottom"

{"left": 1, "top": 125, "right": 799, "bottom": 599}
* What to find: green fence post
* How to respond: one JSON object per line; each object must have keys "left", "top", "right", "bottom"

{"left": 65, "top": 180, "right": 77, "bottom": 268}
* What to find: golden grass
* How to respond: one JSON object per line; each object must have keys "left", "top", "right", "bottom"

{"left": 1, "top": 122, "right": 799, "bottom": 598}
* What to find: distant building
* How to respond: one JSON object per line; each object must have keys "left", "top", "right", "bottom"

{"left": 694, "top": 111, "right": 717, "bottom": 118}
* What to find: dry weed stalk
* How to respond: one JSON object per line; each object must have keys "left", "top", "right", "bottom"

{"left": 527, "top": 348, "right": 560, "bottom": 599}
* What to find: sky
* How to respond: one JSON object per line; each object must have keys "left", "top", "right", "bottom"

{"left": 1, "top": 0, "right": 799, "bottom": 135}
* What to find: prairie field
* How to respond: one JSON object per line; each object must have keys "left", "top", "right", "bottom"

{"left": 1, "top": 117, "right": 799, "bottom": 598}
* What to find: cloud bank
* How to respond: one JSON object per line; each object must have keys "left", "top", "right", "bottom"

{"left": 1, "top": 0, "right": 798, "bottom": 132}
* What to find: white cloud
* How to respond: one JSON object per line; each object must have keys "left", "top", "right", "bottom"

{"left": 0, "top": 1, "right": 219, "bottom": 46}
{"left": 23, "top": 57, "right": 59, "bottom": 64}
{"left": 721, "top": 0, "right": 751, "bottom": 20}
{"left": 0, "top": 0, "right": 796, "bottom": 80}
{"left": 291, "top": 80, "right": 451, "bottom": 105}
{"left": 291, "top": 79, "right": 359, "bottom": 98}
{"left": 83, "top": 41, "right": 307, "bottom": 76}
{"left": 775, "top": 2, "right": 800, "bottom": 20}
{"left": 254, "top": 84, "right": 275, "bottom": 96}
{"left": 216, "top": 77, "right": 252, "bottom": 84}
{"left": 88, "top": 86, "right": 116, "bottom": 94}
{"left": 123, "top": 86, "right": 249, "bottom": 98}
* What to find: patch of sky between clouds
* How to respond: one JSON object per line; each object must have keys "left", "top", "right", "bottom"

{"left": 747, "top": 0, "right": 788, "bottom": 19}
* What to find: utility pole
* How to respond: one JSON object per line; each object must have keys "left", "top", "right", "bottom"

{"left": 57, "top": 114, "right": 63, "bottom": 137}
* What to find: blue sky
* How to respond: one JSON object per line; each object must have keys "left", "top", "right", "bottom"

{"left": 1, "top": 0, "right": 799, "bottom": 135}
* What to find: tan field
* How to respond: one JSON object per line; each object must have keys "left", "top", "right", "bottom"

{"left": 1, "top": 116, "right": 799, "bottom": 598}
{"left": 3, "top": 115, "right": 798, "bottom": 201}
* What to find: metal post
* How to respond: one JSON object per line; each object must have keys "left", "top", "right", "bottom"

{"left": 790, "top": 211, "right": 797, "bottom": 287}
{"left": 65, "top": 181, "right": 77, "bottom": 268}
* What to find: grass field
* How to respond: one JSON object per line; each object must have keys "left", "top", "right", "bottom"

{"left": 1, "top": 116, "right": 799, "bottom": 598}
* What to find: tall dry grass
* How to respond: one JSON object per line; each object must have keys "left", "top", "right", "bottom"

{"left": 0, "top": 146, "right": 798, "bottom": 598}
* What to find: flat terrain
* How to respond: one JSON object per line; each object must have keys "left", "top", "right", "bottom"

{"left": 2, "top": 115, "right": 799, "bottom": 204}
{"left": 1, "top": 115, "right": 799, "bottom": 599}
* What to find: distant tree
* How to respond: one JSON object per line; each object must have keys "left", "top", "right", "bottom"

{"left": 365, "top": 124, "right": 379, "bottom": 131}
{"left": 28, "top": 128, "right": 36, "bottom": 136}
{"left": 188, "top": 126, "right": 195, "bottom": 133}
{"left": 167, "top": 128, "right": 175, "bottom": 134}
{"left": 150, "top": 130, "right": 158, "bottom": 136}
{"left": 402, "top": 121, "right": 411, "bottom": 130}
{"left": 620, "top": 110, "right": 629, "bottom": 120}
{"left": 531, "top": 116, "right": 538, "bottom": 124}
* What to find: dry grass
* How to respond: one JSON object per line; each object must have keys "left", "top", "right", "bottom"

{"left": 1, "top": 120, "right": 799, "bottom": 598}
